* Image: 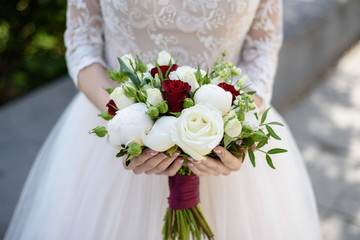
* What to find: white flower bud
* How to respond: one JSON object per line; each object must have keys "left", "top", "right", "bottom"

{"left": 157, "top": 50, "right": 173, "bottom": 65}
{"left": 120, "top": 54, "right": 135, "bottom": 70}
{"left": 225, "top": 118, "right": 242, "bottom": 138}
{"left": 146, "top": 88, "right": 164, "bottom": 106}
{"left": 110, "top": 87, "right": 135, "bottom": 110}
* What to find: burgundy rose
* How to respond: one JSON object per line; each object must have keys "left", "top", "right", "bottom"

{"left": 150, "top": 64, "right": 178, "bottom": 78}
{"left": 106, "top": 99, "right": 118, "bottom": 116}
{"left": 218, "top": 82, "right": 240, "bottom": 101}
{"left": 162, "top": 80, "right": 191, "bottom": 112}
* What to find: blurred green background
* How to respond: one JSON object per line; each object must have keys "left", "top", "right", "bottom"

{"left": 0, "top": 0, "right": 67, "bottom": 105}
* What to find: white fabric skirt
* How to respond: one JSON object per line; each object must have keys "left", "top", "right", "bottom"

{"left": 5, "top": 92, "right": 322, "bottom": 240}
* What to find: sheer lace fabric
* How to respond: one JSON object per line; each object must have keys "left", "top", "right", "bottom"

{"left": 65, "top": 0, "right": 282, "bottom": 107}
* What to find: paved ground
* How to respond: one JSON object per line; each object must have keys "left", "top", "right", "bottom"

{"left": 283, "top": 41, "right": 360, "bottom": 239}
{"left": 1, "top": 43, "right": 360, "bottom": 239}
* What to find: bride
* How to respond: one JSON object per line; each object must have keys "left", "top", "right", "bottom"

{"left": 5, "top": 0, "right": 322, "bottom": 239}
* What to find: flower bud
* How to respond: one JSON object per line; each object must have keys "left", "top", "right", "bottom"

{"left": 248, "top": 103, "right": 256, "bottom": 111}
{"left": 220, "top": 68, "right": 228, "bottom": 77}
{"left": 122, "top": 82, "right": 137, "bottom": 98}
{"left": 146, "top": 88, "right": 163, "bottom": 106}
{"left": 183, "top": 98, "right": 194, "bottom": 109}
{"left": 137, "top": 89, "right": 147, "bottom": 103}
{"left": 89, "top": 126, "right": 108, "bottom": 138}
{"left": 127, "top": 142, "right": 142, "bottom": 157}
{"left": 231, "top": 67, "right": 241, "bottom": 77}
{"left": 157, "top": 101, "right": 168, "bottom": 114}
{"left": 157, "top": 50, "right": 174, "bottom": 66}
{"left": 225, "top": 118, "right": 242, "bottom": 137}
{"left": 153, "top": 74, "right": 162, "bottom": 88}
{"left": 147, "top": 105, "right": 159, "bottom": 118}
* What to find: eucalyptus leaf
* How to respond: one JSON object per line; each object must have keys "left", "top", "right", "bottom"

{"left": 260, "top": 107, "right": 271, "bottom": 125}
{"left": 267, "top": 148, "right": 288, "bottom": 154}
{"left": 266, "top": 121, "right": 285, "bottom": 127}
{"left": 248, "top": 149, "right": 256, "bottom": 167}
{"left": 266, "top": 154, "right": 276, "bottom": 169}
{"left": 266, "top": 125, "right": 281, "bottom": 140}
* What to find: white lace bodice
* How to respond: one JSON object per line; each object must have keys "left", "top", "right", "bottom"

{"left": 65, "top": 0, "right": 283, "bottom": 107}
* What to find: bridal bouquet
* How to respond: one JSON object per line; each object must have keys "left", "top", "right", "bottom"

{"left": 90, "top": 51, "right": 286, "bottom": 240}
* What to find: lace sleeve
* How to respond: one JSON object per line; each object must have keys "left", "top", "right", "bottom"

{"left": 64, "top": 0, "right": 106, "bottom": 86}
{"left": 238, "top": 0, "right": 283, "bottom": 109}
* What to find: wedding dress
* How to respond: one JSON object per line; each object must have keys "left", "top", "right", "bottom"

{"left": 5, "top": 0, "right": 322, "bottom": 239}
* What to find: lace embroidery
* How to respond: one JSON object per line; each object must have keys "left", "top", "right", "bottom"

{"left": 65, "top": 0, "right": 282, "bottom": 107}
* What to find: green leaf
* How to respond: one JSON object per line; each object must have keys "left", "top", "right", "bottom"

{"left": 163, "top": 151, "right": 171, "bottom": 158}
{"left": 246, "top": 91, "right": 257, "bottom": 95}
{"left": 167, "top": 145, "right": 178, "bottom": 154}
{"left": 256, "top": 138, "right": 268, "bottom": 149}
{"left": 169, "top": 112, "right": 181, "bottom": 118}
{"left": 251, "top": 130, "right": 267, "bottom": 142}
{"left": 236, "top": 109, "right": 245, "bottom": 121}
{"left": 223, "top": 134, "right": 233, "bottom": 148}
{"left": 266, "top": 125, "right": 281, "bottom": 140}
{"left": 266, "top": 121, "right": 285, "bottom": 127}
{"left": 117, "top": 57, "right": 141, "bottom": 86}
{"left": 266, "top": 154, "right": 276, "bottom": 169}
{"left": 241, "top": 151, "right": 246, "bottom": 162}
{"left": 260, "top": 107, "right": 271, "bottom": 125}
{"left": 267, "top": 148, "right": 288, "bottom": 154}
{"left": 98, "top": 111, "right": 114, "bottom": 120}
{"left": 248, "top": 149, "right": 256, "bottom": 167}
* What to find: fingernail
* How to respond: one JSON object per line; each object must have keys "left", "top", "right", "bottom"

{"left": 188, "top": 163, "right": 193, "bottom": 167}
{"left": 214, "top": 148, "right": 222, "bottom": 154}
{"left": 173, "top": 152, "right": 180, "bottom": 158}
{"left": 188, "top": 157, "right": 193, "bottom": 161}
{"left": 177, "top": 160, "right": 184, "bottom": 165}
{"left": 149, "top": 151, "right": 157, "bottom": 156}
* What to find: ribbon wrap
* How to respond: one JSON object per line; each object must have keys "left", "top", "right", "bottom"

{"left": 168, "top": 174, "right": 200, "bottom": 210}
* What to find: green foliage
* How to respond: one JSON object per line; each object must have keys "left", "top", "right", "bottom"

{"left": 0, "top": 0, "right": 67, "bottom": 104}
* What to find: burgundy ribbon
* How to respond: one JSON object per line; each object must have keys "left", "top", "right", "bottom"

{"left": 168, "top": 175, "right": 200, "bottom": 210}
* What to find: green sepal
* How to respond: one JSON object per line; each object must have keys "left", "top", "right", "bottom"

{"left": 168, "top": 145, "right": 178, "bottom": 154}
{"left": 105, "top": 87, "right": 115, "bottom": 94}
{"left": 169, "top": 112, "right": 181, "bottom": 118}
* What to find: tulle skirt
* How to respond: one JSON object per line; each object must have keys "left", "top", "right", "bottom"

{"left": 5, "top": 92, "right": 322, "bottom": 240}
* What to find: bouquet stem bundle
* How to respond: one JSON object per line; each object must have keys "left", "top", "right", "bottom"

{"left": 162, "top": 174, "right": 214, "bottom": 240}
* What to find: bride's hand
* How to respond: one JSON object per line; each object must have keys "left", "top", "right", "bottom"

{"left": 187, "top": 146, "right": 245, "bottom": 176}
{"left": 123, "top": 148, "right": 183, "bottom": 176}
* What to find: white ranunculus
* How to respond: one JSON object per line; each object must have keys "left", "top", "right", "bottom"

{"left": 243, "top": 109, "right": 260, "bottom": 131}
{"left": 157, "top": 50, "right": 174, "bottom": 65}
{"left": 169, "top": 66, "right": 199, "bottom": 91}
{"left": 225, "top": 118, "right": 242, "bottom": 137}
{"left": 121, "top": 54, "right": 135, "bottom": 70}
{"left": 107, "top": 103, "right": 153, "bottom": 149}
{"left": 171, "top": 104, "right": 224, "bottom": 161}
{"left": 194, "top": 84, "right": 232, "bottom": 115}
{"left": 146, "top": 88, "right": 163, "bottom": 106}
{"left": 110, "top": 87, "right": 135, "bottom": 110}
{"left": 142, "top": 116, "right": 177, "bottom": 151}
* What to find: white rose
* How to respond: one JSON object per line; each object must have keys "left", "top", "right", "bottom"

{"left": 110, "top": 87, "right": 135, "bottom": 110}
{"left": 169, "top": 66, "right": 199, "bottom": 91}
{"left": 171, "top": 104, "right": 224, "bottom": 161}
{"left": 157, "top": 50, "right": 174, "bottom": 65}
{"left": 142, "top": 116, "right": 177, "bottom": 151}
{"left": 225, "top": 118, "right": 242, "bottom": 137}
{"left": 107, "top": 103, "right": 153, "bottom": 149}
{"left": 121, "top": 54, "right": 135, "bottom": 70}
{"left": 194, "top": 84, "right": 232, "bottom": 115}
{"left": 146, "top": 88, "right": 163, "bottom": 106}
{"left": 243, "top": 109, "right": 260, "bottom": 131}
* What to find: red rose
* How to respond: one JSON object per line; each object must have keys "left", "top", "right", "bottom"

{"left": 218, "top": 82, "right": 240, "bottom": 101}
{"left": 162, "top": 80, "right": 191, "bottom": 112}
{"left": 150, "top": 64, "right": 178, "bottom": 78}
{"left": 106, "top": 99, "right": 118, "bottom": 116}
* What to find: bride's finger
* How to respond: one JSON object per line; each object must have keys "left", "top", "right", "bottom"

{"left": 126, "top": 148, "right": 158, "bottom": 170}
{"left": 200, "top": 157, "right": 232, "bottom": 176}
{"left": 132, "top": 153, "right": 169, "bottom": 174}
{"left": 146, "top": 151, "right": 180, "bottom": 174}
{"left": 187, "top": 162, "right": 207, "bottom": 176}
{"left": 160, "top": 157, "right": 184, "bottom": 176}
{"left": 214, "top": 146, "right": 242, "bottom": 171}
{"left": 190, "top": 160, "right": 219, "bottom": 176}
